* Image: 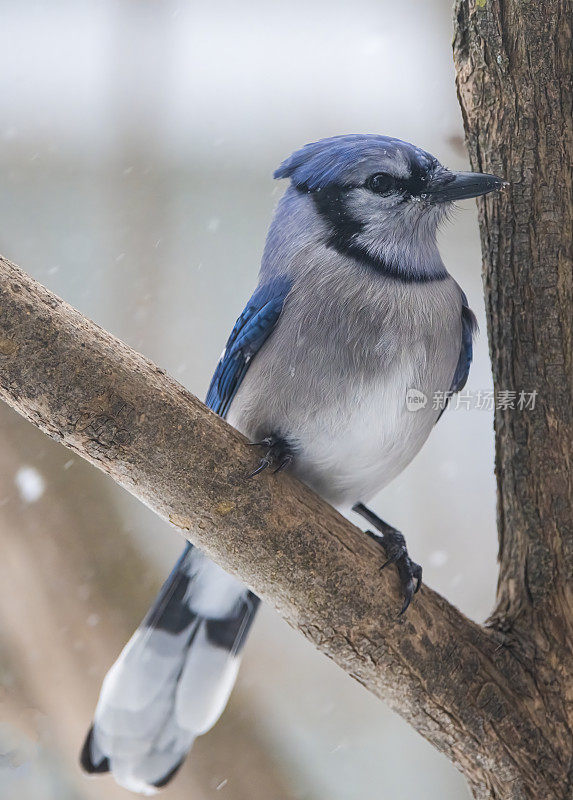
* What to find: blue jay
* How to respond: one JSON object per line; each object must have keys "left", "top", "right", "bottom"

{"left": 81, "top": 134, "right": 502, "bottom": 793}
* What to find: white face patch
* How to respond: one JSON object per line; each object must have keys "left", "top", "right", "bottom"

{"left": 334, "top": 178, "right": 449, "bottom": 282}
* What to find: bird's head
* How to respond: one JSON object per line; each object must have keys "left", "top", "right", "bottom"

{"left": 274, "top": 134, "right": 504, "bottom": 282}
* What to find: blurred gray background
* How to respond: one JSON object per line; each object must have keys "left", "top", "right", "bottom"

{"left": 0, "top": 1, "right": 497, "bottom": 798}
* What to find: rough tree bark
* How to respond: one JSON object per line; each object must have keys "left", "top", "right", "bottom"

{"left": 453, "top": 0, "right": 572, "bottom": 797}
{"left": 0, "top": 4, "right": 570, "bottom": 795}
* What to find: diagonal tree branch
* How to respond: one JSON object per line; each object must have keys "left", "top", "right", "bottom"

{"left": 0, "top": 254, "right": 565, "bottom": 798}
{"left": 0, "top": 404, "right": 302, "bottom": 800}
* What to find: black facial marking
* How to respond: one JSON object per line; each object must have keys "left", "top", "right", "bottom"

{"left": 301, "top": 183, "right": 446, "bottom": 284}
{"left": 310, "top": 183, "right": 364, "bottom": 253}
{"left": 366, "top": 157, "right": 435, "bottom": 199}
{"left": 401, "top": 156, "right": 434, "bottom": 197}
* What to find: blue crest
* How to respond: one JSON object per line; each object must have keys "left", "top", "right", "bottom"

{"left": 274, "top": 134, "right": 436, "bottom": 191}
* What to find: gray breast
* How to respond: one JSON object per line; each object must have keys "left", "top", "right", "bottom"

{"left": 227, "top": 255, "right": 462, "bottom": 508}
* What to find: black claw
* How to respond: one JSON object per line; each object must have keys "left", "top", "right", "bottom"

{"left": 399, "top": 581, "right": 415, "bottom": 616}
{"left": 355, "top": 504, "right": 422, "bottom": 614}
{"left": 394, "top": 556, "right": 423, "bottom": 615}
{"left": 246, "top": 435, "right": 294, "bottom": 479}
{"left": 247, "top": 458, "right": 270, "bottom": 478}
{"left": 273, "top": 454, "right": 292, "bottom": 473}
{"left": 248, "top": 437, "right": 274, "bottom": 447}
{"left": 379, "top": 540, "right": 406, "bottom": 571}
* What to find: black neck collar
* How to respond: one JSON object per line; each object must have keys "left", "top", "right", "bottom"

{"left": 301, "top": 184, "right": 447, "bottom": 285}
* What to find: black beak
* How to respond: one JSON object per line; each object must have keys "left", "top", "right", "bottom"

{"left": 425, "top": 171, "right": 505, "bottom": 203}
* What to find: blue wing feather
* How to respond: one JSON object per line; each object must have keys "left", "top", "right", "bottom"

{"left": 435, "top": 293, "right": 477, "bottom": 423}
{"left": 450, "top": 293, "right": 478, "bottom": 395}
{"left": 205, "top": 277, "right": 291, "bottom": 418}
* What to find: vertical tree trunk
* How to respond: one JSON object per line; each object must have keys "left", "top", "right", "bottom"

{"left": 454, "top": 1, "right": 572, "bottom": 798}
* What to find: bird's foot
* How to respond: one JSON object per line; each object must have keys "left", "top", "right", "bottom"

{"left": 352, "top": 503, "right": 422, "bottom": 615}
{"left": 247, "top": 435, "right": 293, "bottom": 478}
{"left": 374, "top": 528, "right": 422, "bottom": 615}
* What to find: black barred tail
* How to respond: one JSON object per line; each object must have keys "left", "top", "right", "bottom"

{"left": 80, "top": 543, "right": 259, "bottom": 794}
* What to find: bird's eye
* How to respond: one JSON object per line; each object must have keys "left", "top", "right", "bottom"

{"left": 366, "top": 173, "right": 396, "bottom": 195}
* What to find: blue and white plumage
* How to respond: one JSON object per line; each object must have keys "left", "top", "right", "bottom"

{"left": 81, "top": 134, "right": 501, "bottom": 792}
